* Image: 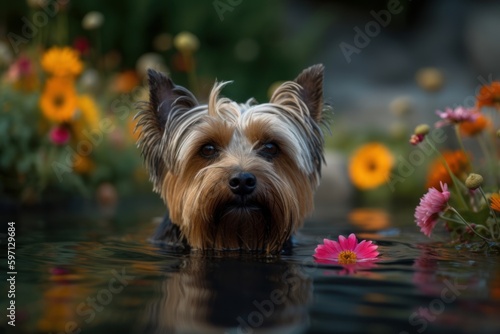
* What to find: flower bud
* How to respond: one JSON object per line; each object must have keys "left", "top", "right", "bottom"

{"left": 465, "top": 173, "right": 483, "bottom": 190}
{"left": 414, "top": 124, "right": 430, "bottom": 135}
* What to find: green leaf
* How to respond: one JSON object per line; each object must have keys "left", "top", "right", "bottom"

{"left": 458, "top": 207, "right": 491, "bottom": 225}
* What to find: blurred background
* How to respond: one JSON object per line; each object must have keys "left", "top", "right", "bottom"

{"left": 1, "top": 0, "right": 500, "bottom": 218}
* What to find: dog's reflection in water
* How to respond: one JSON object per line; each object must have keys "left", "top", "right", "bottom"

{"left": 142, "top": 253, "right": 312, "bottom": 334}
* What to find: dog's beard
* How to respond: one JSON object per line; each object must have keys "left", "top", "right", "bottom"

{"left": 173, "top": 167, "right": 298, "bottom": 253}
{"left": 211, "top": 197, "right": 275, "bottom": 251}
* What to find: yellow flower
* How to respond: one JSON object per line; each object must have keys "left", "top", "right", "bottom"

{"left": 40, "top": 77, "right": 77, "bottom": 122}
{"left": 41, "top": 47, "right": 83, "bottom": 77}
{"left": 77, "top": 95, "right": 100, "bottom": 129}
{"left": 348, "top": 143, "right": 394, "bottom": 190}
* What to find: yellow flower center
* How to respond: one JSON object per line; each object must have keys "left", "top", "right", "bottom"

{"left": 338, "top": 250, "right": 357, "bottom": 264}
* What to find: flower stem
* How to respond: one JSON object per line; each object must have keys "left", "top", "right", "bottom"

{"left": 454, "top": 124, "right": 473, "bottom": 170}
{"left": 448, "top": 206, "right": 492, "bottom": 242}
{"left": 477, "top": 134, "right": 497, "bottom": 186}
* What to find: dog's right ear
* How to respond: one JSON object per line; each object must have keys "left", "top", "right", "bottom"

{"left": 135, "top": 70, "right": 198, "bottom": 192}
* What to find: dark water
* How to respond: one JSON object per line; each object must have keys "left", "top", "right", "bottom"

{"left": 2, "top": 198, "right": 500, "bottom": 334}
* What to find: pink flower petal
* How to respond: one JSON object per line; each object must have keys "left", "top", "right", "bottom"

{"left": 338, "top": 235, "right": 348, "bottom": 250}
{"left": 414, "top": 182, "right": 450, "bottom": 237}
{"left": 346, "top": 233, "right": 357, "bottom": 250}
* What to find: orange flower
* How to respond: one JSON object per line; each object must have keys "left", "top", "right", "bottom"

{"left": 426, "top": 150, "right": 469, "bottom": 189}
{"left": 476, "top": 81, "right": 500, "bottom": 109}
{"left": 40, "top": 77, "right": 77, "bottom": 122}
{"left": 491, "top": 194, "right": 500, "bottom": 212}
{"left": 348, "top": 143, "right": 394, "bottom": 190}
{"left": 113, "top": 70, "right": 139, "bottom": 93}
{"left": 41, "top": 47, "right": 83, "bottom": 77}
{"left": 459, "top": 112, "right": 490, "bottom": 137}
{"left": 128, "top": 116, "right": 140, "bottom": 141}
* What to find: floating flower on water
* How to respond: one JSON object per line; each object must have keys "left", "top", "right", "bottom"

{"left": 49, "top": 125, "right": 70, "bottom": 145}
{"left": 415, "top": 182, "right": 450, "bottom": 237}
{"left": 173, "top": 31, "right": 200, "bottom": 53}
{"left": 314, "top": 234, "right": 379, "bottom": 265}
{"left": 491, "top": 194, "right": 500, "bottom": 212}
{"left": 426, "top": 150, "right": 469, "bottom": 189}
{"left": 459, "top": 112, "right": 490, "bottom": 137}
{"left": 348, "top": 143, "right": 394, "bottom": 190}
{"left": 476, "top": 81, "right": 500, "bottom": 109}
{"left": 435, "top": 106, "right": 478, "bottom": 128}
{"left": 41, "top": 47, "right": 83, "bottom": 77}
{"left": 40, "top": 77, "right": 77, "bottom": 122}
{"left": 82, "top": 11, "right": 104, "bottom": 30}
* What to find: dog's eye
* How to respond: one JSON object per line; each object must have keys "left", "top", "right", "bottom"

{"left": 200, "top": 144, "right": 218, "bottom": 158}
{"left": 259, "top": 142, "right": 279, "bottom": 158}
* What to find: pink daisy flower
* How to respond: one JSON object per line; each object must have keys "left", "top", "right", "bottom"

{"left": 414, "top": 181, "right": 450, "bottom": 237}
{"left": 49, "top": 125, "right": 71, "bottom": 145}
{"left": 435, "top": 106, "right": 478, "bottom": 128}
{"left": 313, "top": 233, "right": 379, "bottom": 265}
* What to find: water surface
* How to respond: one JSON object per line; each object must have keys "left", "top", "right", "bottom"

{"left": 2, "top": 198, "right": 500, "bottom": 334}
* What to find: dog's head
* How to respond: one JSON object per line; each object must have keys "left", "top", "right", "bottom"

{"left": 136, "top": 65, "right": 328, "bottom": 253}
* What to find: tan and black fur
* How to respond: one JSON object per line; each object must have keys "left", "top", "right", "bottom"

{"left": 135, "top": 64, "right": 329, "bottom": 253}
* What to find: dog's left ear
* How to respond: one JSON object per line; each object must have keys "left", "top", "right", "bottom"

{"left": 293, "top": 64, "right": 324, "bottom": 122}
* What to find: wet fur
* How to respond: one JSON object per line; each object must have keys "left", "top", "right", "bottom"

{"left": 136, "top": 64, "right": 330, "bottom": 254}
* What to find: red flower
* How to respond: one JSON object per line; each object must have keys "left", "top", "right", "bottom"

{"left": 49, "top": 125, "right": 71, "bottom": 145}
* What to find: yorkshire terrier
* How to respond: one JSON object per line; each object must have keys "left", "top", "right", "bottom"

{"left": 136, "top": 64, "right": 329, "bottom": 253}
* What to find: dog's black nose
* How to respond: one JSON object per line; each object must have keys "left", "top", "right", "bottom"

{"left": 229, "top": 172, "right": 257, "bottom": 195}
